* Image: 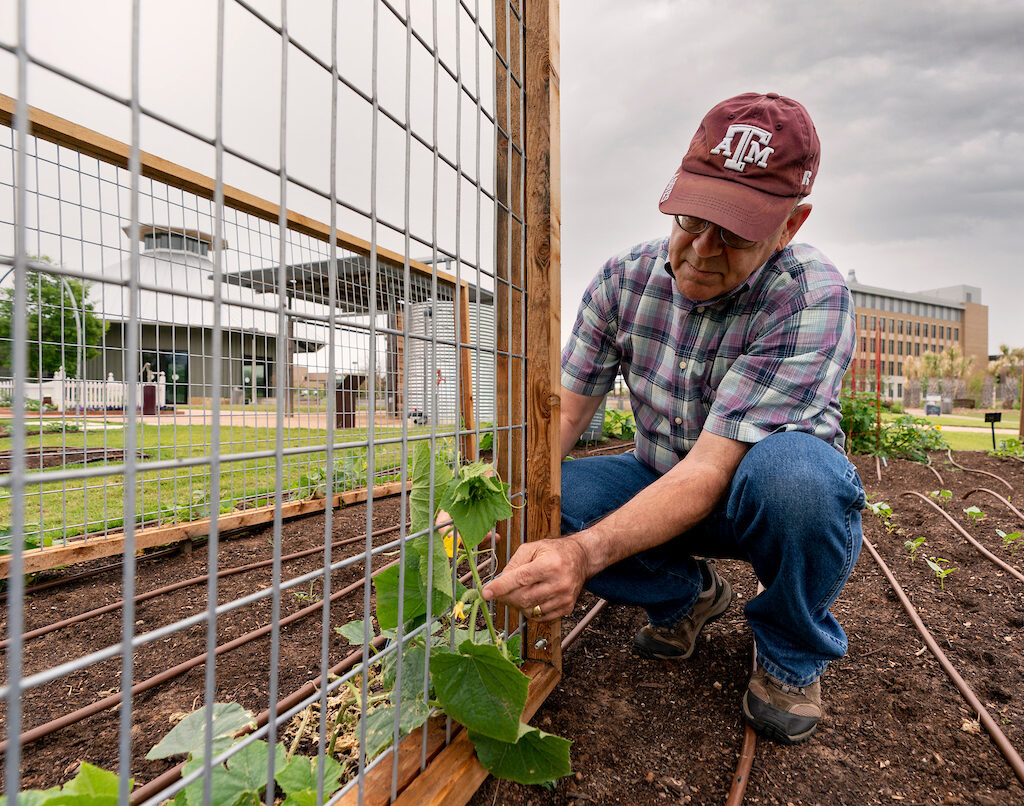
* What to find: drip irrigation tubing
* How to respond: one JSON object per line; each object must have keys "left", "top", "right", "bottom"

{"left": 725, "top": 581, "right": 764, "bottom": 806}
{"left": 0, "top": 544, "right": 182, "bottom": 602}
{"left": 945, "top": 449, "right": 1013, "bottom": 492}
{"left": 585, "top": 440, "right": 635, "bottom": 456}
{"left": 0, "top": 522, "right": 406, "bottom": 651}
{"left": 0, "top": 549, "right": 406, "bottom": 755}
{"left": 963, "top": 488, "right": 1024, "bottom": 523}
{"left": 560, "top": 598, "right": 607, "bottom": 652}
{"left": 924, "top": 455, "right": 944, "bottom": 486}
{"left": 899, "top": 491, "right": 1024, "bottom": 584}
{"left": 129, "top": 561, "right": 493, "bottom": 805}
{"left": 860, "top": 535, "right": 1024, "bottom": 786}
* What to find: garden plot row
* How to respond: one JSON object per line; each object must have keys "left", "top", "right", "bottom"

{"left": 467, "top": 451, "right": 1024, "bottom": 806}
{"left": 0, "top": 497, "right": 412, "bottom": 794}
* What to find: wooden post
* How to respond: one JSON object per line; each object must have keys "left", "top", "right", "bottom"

{"left": 458, "top": 283, "right": 477, "bottom": 459}
{"left": 522, "top": 0, "right": 561, "bottom": 670}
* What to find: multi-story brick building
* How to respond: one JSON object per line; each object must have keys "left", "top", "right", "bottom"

{"left": 844, "top": 271, "right": 989, "bottom": 401}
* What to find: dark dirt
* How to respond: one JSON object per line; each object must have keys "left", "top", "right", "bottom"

{"left": 468, "top": 450, "right": 1024, "bottom": 806}
{"left": 0, "top": 448, "right": 148, "bottom": 471}
{"left": 3, "top": 442, "right": 1024, "bottom": 806}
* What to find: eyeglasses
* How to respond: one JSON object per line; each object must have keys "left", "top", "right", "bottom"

{"left": 673, "top": 215, "right": 759, "bottom": 250}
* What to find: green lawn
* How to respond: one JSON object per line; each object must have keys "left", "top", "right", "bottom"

{"left": 0, "top": 420, "right": 453, "bottom": 545}
{"left": 883, "top": 409, "right": 1020, "bottom": 429}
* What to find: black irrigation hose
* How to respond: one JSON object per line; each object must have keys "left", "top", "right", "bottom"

{"left": 900, "top": 491, "right": 1024, "bottom": 584}
{"left": 945, "top": 448, "right": 1013, "bottom": 492}
{"left": 860, "top": 536, "right": 1024, "bottom": 786}
{"left": 0, "top": 522, "right": 406, "bottom": 651}
{"left": 963, "top": 487, "right": 1024, "bottom": 523}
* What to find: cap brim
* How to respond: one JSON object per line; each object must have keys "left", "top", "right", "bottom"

{"left": 658, "top": 171, "right": 796, "bottom": 243}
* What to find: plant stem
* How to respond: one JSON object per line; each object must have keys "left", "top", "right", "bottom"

{"left": 466, "top": 546, "right": 500, "bottom": 646}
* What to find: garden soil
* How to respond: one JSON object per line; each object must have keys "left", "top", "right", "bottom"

{"left": 2, "top": 445, "right": 1023, "bottom": 805}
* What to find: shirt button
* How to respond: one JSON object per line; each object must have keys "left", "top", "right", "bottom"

{"left": 674, "top": 417, "right": 683, "bottom": 425}
{"left": 696, "top": 306, "right": 705, "bottom": 313}
{"left": 678, "top": 361, "right": 687, "bottom": 369}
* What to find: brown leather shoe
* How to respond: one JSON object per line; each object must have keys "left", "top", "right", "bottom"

{"left": 742, "top": 662, "right": 821, "bottom": 744}
{"left": 632, "top": 562, "right": 732, "bottom": 660}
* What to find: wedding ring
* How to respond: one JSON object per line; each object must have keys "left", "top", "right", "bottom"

{"left": 531, "top": 604, "right": 542, "bottom": 618}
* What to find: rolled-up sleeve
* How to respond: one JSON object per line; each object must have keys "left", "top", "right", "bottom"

{"left": 561, "top": 263, "right": 621, "bottom": 398}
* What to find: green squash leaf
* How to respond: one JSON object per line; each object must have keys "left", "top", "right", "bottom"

{"left": 358, "top": 697, "right": 431, "bottom": 760}
{"left": 146, "top": 703, "right": 255, "bottom": 760}
{"left": 373, "top": 559, "right": 426, "bottom": 632}
{"left": 429, "top": 641, "right": 528, "bottom": 742}
{"left": 468, "top": 723, "right": 572, "bottom": 785}
{"left": 410, "top": 441, "right": 453, "bottom": 536}
{"left": 274, "top": 754, "right": 345, "bottom": 801}
{"left": 335, "top": 620, "right": 371, "bottom": 646}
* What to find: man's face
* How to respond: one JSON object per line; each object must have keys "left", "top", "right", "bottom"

{"left": 666, "top": 205, "right": 811, "bottom": 302}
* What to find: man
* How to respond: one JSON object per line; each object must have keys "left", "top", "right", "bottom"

{"left": 481, "top": 92, "right": 865, "bottom": 745}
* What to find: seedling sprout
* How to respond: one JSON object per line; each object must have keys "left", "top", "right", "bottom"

{"left": 997, "top": 529, "right": 1022, "bottom": 556}
{"left": 925, "top": 556, "right": 957, "bottom": 589}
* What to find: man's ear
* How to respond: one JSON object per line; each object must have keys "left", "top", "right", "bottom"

{"left": 774, "top": 203, "right": 812, "bottom": 250}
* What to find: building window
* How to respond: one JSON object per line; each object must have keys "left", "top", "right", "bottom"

{"left": 939, "top": 326, "right": 945, "bottom": 339}
{"left": 914, "top": 322, "right": 920, "bottom": 336}
{"left": 860, "top": 337, "right": 867, "bottom": 352}
{"left": 914, "top": 343, "right": 920, "bottom": 356}
{"left": 881, "top": 318, "right": 886, "bottom": 333}
{"left": 906, "top": 341, "right": 911, "bottom": 354}
{"left": 889, "top": 318, "right": 894, "bottom": 332}
{"left": 898, "top": 320, "right": 903, "bottom": 335}
{"left": 143, "top": 231, "right": 210, "bottom": 255}
{"left": 931, "top": 324, "right": 936, "bottom": 338}
{"left": 888, "top": 361, "right": 895, "bottom": 375}
{"left": 870, "top": 316, "right": 876, "bottom": 330}
{"left": 966, "top": 292, "right": 973, "bottom": 302}
{"left": 898, "top": 382, "right": 903, "bottom": 398}
{"left": 897, "top": 363, "right": 903, "bottom": 376}
{"left": 955, "top": 327, "right": 959, "bottom": 340}
{"left": 860, "top": 314, "right": 866, "bottom": 329}
{"left": 889, "top": 339, "right": 894, "bottom": 354}
{"left": 898, "top": 342, "right": 903, "bottom": 355}
{"left": 870, "top": 360, "right": 876, "bottom": 371}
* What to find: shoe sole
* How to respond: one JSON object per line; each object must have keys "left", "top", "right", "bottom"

{"left": 632, "top": 577, "right": 733, "bottom": 660}
{"left": 741, "top": 690, "right": 818, "bottom": 745}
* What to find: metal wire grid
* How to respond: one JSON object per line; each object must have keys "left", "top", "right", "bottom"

{"left": 0, "top": 0, "right": 535, "bottom": 803}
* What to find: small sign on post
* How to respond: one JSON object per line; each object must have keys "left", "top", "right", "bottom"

{"left": 984, "top": 411, "right": 1002, "bottom": 450}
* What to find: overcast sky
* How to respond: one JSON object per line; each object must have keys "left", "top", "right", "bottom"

{"left": 560, "top": 0, "right": 1024, "bottom": 353}
{"left": 2, "top": 1, "right": 1021, "bottom": 356}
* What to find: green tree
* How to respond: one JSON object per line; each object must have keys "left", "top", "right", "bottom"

{"left": 989, "top": 345, "right": 1024, "bottom": 408}
{"left": 0, "top": 262, "right": 109, "bottom": 378}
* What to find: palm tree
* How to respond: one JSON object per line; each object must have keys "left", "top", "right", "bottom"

{"left": 938, "top": 345, "right": 975, "bottom": 400}
{"left": 988, "top": 345, "right": 1024, "bottom": 408}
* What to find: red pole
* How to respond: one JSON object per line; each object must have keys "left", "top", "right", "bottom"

{"left": 875, "top": 328, "right": 882, "bottom": 452}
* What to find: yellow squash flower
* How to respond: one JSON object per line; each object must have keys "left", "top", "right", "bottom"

{"left": 442, "top": 528, "right": 461, "bottom": 559}
{"left": 451, "top": 600, "right": 468, "bottom": 621}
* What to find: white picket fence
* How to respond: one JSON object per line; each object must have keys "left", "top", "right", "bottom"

{"left": 0, "top": 368, "right": 167, "bottom": 412}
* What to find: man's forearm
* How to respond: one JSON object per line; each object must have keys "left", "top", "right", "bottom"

{"left": 566, "top": 432, "right": 751, "bottom": 579}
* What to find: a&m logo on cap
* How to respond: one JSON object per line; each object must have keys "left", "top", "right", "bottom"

{"left": 710, "top": 124, "right": 774, "bottom": 173}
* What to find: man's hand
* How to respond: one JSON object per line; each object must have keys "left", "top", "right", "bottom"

{"left": 481, "top": 535, "right": 591, "bottom": 623}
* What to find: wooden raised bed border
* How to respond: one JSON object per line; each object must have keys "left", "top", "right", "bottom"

{"left": 0, "top": 481, "right": 403, "bottom": 579}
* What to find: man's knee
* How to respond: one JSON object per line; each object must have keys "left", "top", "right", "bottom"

{"left": 728, "top": 431, "right": 864, "bottom": 520}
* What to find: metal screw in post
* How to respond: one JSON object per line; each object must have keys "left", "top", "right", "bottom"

{"left": 534, "top": 638, "right": 548, "bottom": 651}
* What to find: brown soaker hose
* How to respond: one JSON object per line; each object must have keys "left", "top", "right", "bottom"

{"left": 129, "top": 560, "right": 493, "bottom": 805}
{"left": 924, "top": 455, "right": 944, "bottom": 486}
{"left": 0, "top": 523, "right": 405, "bottom": 651}
{"left": 861, "top": 536, "right": 1024, "bottom": 786}
{"left": 900, "top": 491, "right": 1024, "bottom": 584}
{"left": 945, "top": 448, "right": 1013, "bottom": 492}
{"left": 963, "top": 487, "right": 1024, "bottom": 523}
{"left": 0, "top": 554, "right": 400, "bottom": 756}
{"left": 560, "top": 598, "right": 607, "bottom": 652}
{"left": 724, "top": 581, "right": 764, "bottom": 806}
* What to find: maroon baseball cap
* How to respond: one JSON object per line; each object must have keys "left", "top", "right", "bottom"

{"left": 658, "top": 92, "right": 820, "bottom": 242}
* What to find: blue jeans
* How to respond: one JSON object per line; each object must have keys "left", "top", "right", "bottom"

{"left": 562, "top": 431, "right": 865, "bottom": 687}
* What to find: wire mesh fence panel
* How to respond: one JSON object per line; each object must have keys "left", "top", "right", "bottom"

{"left": 0, "top": 0, "right": 559, "bottom": 803}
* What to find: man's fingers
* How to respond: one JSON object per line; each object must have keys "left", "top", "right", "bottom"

{"left": 481, "top": 559, "right": 543, "bottom": 601}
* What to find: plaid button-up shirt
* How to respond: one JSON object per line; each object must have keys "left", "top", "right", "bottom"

{"left": 561, "top": 237, "right": 855, "bottom": 475}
